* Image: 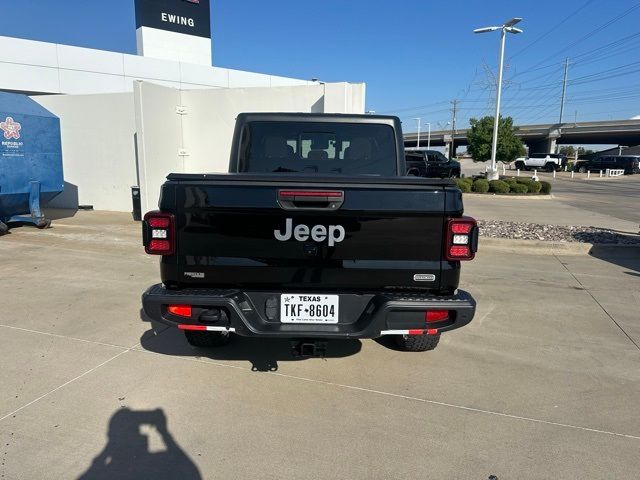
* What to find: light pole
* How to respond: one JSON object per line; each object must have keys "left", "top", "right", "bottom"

{"left": 413, "top": 118, "right": 421, "bottom": 148}
{"left": 474, "top": 18, "right": 523, "bottom": 180}
{"left": 426, "top": 122, "right": 431, "bottom": 149}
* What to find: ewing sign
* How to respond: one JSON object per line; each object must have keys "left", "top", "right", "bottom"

{"left": 135, "top": 0, "right": 211, "bottom": 38}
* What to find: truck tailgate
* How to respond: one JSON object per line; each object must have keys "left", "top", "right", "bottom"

{"left": 160, "top": 176, "right": 460, "bottom": 291}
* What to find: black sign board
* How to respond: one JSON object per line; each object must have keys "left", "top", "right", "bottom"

{"left": 135, "top": 0, "right": 211, "bottom": 38}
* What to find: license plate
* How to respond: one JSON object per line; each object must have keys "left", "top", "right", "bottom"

{"left": 280, "top": 294, "right": 339, "bottom": 324}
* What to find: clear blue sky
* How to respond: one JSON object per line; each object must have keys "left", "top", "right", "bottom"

{"left": 3, "top": 0, "right": 640, "bottom": 132}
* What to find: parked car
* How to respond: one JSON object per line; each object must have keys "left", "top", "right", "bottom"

{"left": 513, "top": 153, "right": 567, "bottom": 172}
{"left": 405, "top": 150, "right": 461, "bottom": 178}
{"left": 141, "top": 113, "right": 478, "bottom": 354}
{"left": 575, "top": 155, "right": 640, "bottom": 174}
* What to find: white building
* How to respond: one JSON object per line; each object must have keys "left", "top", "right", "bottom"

{"left": 0, "top": 35, "right": 317, "bottom": 96}
{"left": 0, "top": 0, "right": 365, "bottom": 213}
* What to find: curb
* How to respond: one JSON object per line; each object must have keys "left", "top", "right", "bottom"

{"left": 479, "top": 237, "right": 640, "bottom": 256}
{"left": 463, "top": 193, "right": 555, "bottom": 200}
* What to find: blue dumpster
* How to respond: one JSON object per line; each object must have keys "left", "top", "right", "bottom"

{"left": 0, "top": 92, "right": 63, "bottom": 234}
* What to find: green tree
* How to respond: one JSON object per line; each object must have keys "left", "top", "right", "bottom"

{"left": 559, "top": 145, "right": 575, "bottom": 157}
{"left": 560, "top": 146, "right": 594, "bottom": 157}
{"left": 578, "top": 147, "right": 594, "bottom": 156}
{"left": 467, "top": 115, "right": 526, "bottom": 163}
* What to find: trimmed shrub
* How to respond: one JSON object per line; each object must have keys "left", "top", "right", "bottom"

{"left": 515, "top": 177, "right": 533, "bottom": 186}
{"left": 489, "top": 180, "right": 510, "bottom": 193}
{"left": 527, "top": 181, "right": 542, "bottom": 194}
{"left": 454, "top": 178, "right": 471, "bottom": 192}
{"left": 472, "top": 179, "right": 490, "bottom": 193}
{"left": 509, "top": 183, "right": 528, "bottom": 194}
{"left": 540, "top": 181, "right": 552, "bottom": 194}
{"left": 502, "top": 177, "right": 518, "bottom": 187}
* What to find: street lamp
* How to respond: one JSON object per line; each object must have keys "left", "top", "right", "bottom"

{"left": 474, "top": 17, "right": 523, "bottom": 180}
{"left": 412, "top": 118, "right": 421, "bottom": 148}
{"left": 426, "top": 122, "right": 431, "bottom": 149}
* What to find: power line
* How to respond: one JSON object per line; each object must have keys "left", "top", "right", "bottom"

{"left": 570, "top": 31, "right": 640, "bottom": 63}
{"left": 523, "top": 2, "right": 640, "bottom": 73}
{"left": 509, "top": 0, "right": 594, "bottom": 60}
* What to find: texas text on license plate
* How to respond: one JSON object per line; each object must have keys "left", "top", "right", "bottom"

{"left": 280, "top": 294, "right": 339, "bottom": 324}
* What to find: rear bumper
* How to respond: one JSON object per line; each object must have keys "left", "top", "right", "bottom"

{"left": 141, "top": 284, "right": 476, "bottom": 339}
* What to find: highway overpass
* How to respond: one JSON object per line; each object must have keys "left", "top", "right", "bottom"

{"left": 403, "top": 119, "right": 640, "bottom": 153}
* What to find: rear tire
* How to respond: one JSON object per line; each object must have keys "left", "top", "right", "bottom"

{"left": 515, "top": 161, "right": 525, "bottom": 171}
{"left": 394, "top": 333, "right": 440, "bottom": 352}
{"left": 578, "top": 166, "right": 587, "bottom": 173}
{"left": 184, "top": 330, "right": 230, "bottom": 348}
{"left": 545, "top": 163, "right": 555, "bottom": 172}
{"left": 0, "top": 222, "right": 8, "bottom": 236}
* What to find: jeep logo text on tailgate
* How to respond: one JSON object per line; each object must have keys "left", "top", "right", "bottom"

{"left": 274, "top": 218, "right": 345, "bottom": 246}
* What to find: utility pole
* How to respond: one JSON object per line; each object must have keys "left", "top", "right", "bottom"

{"left": 559, "top": 57, "right": 569, "bottom": 125}
{"left": 450, "top": 100, "right": 458, "bottom": 160}
{"left": 412, "top": 118, "right": 421, "bottom": 148}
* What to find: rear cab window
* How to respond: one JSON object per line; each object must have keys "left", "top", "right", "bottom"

{"left": 238, "top": 121, "right": 397, "bottom": 175}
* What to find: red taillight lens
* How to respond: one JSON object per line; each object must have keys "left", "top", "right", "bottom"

{"left": 144, "top": 211, "right": 175, "bottom": 255}
{"left": 168, "top": 305, "right": 192, "bottom": 317}
{"left": 445, "top": 217, "right": 477, "bottom": 261}
{"left": 450, "top": 222, "right": 472, "bottom": 234}
{"left": 449, "top": 245, "right": 471, "bottom": 257}
{"left": 149, "top": 239, "right": 171, "bottom": 252}
{"left": 426, "top": 310, "right": 449, "bottom": 322}
{"left": 148, "top": 217, "right": 170, "bottom": 228}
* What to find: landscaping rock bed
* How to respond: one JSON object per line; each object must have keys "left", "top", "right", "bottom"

{"left": 478, "top": 220, "right": 640, "bottom": 245}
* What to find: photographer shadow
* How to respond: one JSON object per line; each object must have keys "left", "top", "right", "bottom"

{"left": 140, "top": 317, "right": 362, "bottom": 372}
{"left": 78, "top": 408, "right": 201, "bottom": 480}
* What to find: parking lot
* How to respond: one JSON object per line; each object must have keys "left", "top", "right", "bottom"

{"left": 549, "top": 174, "right": 640, "bottom": 225}
{"left": 461, "top": 159, "right": 640, "bottom": 228}
{"left": 1, "top": 212, "right": 639, "bottom": 479}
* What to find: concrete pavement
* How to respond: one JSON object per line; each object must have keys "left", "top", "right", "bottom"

{"left": 1, "top": 212, "right": 639, "bottom": 479}
{"left": 463, "top": 193, "right": 638, "bottom": 232}
{"left": 550, "top": 174, "right": 640, "bottom": 225}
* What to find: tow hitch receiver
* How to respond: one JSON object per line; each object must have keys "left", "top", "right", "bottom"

{"left": 291, "top": 339, "right": 327, "bottom": 358}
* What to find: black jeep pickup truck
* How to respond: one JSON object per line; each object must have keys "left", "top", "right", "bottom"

{"left": 141, "top": 113, "right": 477, "bottom": 353}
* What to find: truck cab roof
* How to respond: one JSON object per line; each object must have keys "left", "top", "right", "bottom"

{"left": 229, "top": 113, "right": 405, "bottom": 176}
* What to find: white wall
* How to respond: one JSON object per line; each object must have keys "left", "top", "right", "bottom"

{"left": 33, "top": 93, "right": 138, "bottom": 212}
{"left": 133, "top": 82, "right": 183, "bottom": 213}
{"left": 323, "top": 82, "right": 366, "bottom": 114}
{"left": 0, "top": 35, "right": 311, "bottom": 95}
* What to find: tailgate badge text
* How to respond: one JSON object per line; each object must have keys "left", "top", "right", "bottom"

{"left": 275, "top": 218, "right": 345, "bottom": 246}
{"left": 184, "top": 272, "right": 205, "bottom": 278}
